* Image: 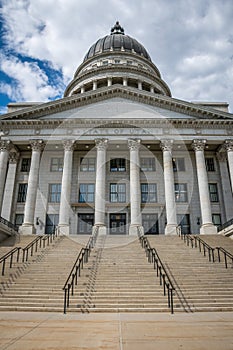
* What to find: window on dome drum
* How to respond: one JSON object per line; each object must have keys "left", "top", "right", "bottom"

{"left": 212, "top": 214, "right": 221, "bottom": 229}
{"left": 48, "top": 184, "right": 61, "bottom": 203}
{"left": 205, "top": 157, "right": 215, "bottom": 172}
{"left": 110, "top": 183, "right": 126, "bottom": 203}
{"left": 140, "top": 158, "right": 156, "bottom": 172}
{"left": 209, "top": 183, "right": 219, "bottom": 202}
{"left": 114, "top": 59, "right": 120, "bottom": 64}
{"left": 80, "top": 157, "right": 95, "bottom": 172}
{"left": 173, "top": 158, "right": 185, "bottom": 172}
{"left": 127, "top": 60, "right": 133, "bottom": 65}
{"left": 78, "top": 214, "right": 94, "bottom": 234}
{"left": 21, "top": 158, "right": 31, "bottom": 172}
{"left": 175, "top": 183, "right": 188, "bottom": 202}
{"left": 79, "top": 184, "right": 95, "bottom": 203}
{"left": 141, "top": 184, "right": 157, "bottom": 203}
{"left": 17, "top": 184, "right": 28, "bottom": 202}
{"left": 110, "top": 158, "right": 126, "bottom": 172}
{"left": 177, "top": 214, "right": 190, "bottom": 235}
{"left": 102, "top": 60, "right": 108, "bottom": 65}
{"left": 142, "top": 214, "right": 159, "bottom": 234}
{"left": 50, "top": 158, "right": 63, "bottom": 172}
{"left": 15, "top": 214, "right": 24, "bottom": 228}
{"left": 45, "top": 214, "right": 59, "bottom": 234}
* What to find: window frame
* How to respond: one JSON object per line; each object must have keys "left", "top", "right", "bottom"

{"left": 172, "top": 158, "right": 185, "bottom": 172}
{"left": 205, "top": 157, "right": 215, "bottom": 172}
{"left": 209, "top": 183, "right": 219, "bottom": 202}
{"left": 50, "top": 157, "right": 63, "bottom": 172}
{"left": 140, "top": 157, "right": 156, "bottom": 172}
{"left": 110, "top": 183, "right": 126, "bottom": 203}
{"left": 21, "top": 158, "right": 31, "bottom": 172}
{"left": 175, "top": 183, "right": 188, "bottom": 203}
{"left": 110, "top": 158, "right": 126, "bottom": 172}
{"left": 79, "top": 183, "right": 95, "bottom": 203}
{"left": 48, "top": 184, "right": 61, "bottom": 203}
{"left": 80, "top": 157, "right": 95, "bottom": 172}
{"left": 17, "top": 183, "right": 28, "bottom": 202}
{"left": 141, "top": 183, "right": 157, "bottom": 203}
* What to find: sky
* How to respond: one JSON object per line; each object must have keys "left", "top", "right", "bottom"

{"left": 0, "top": 0, "right": 233, "bottom": 114}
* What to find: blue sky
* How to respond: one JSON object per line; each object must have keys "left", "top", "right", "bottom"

{"left": 0, "top": 0, "right": 233, "bottom": 114}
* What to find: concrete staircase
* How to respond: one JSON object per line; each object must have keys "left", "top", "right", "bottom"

{"left": 67, "top": 235, "right": 170, "bottom": 312}
{"left": 0, "top": 235, "right": 89, "bottom": 311}
{"left": 147, "top": 235, "right": 233, "bottom": 312}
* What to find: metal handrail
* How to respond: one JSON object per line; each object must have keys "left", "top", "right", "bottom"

{"left": 192, "top": 236, "right": 215, "bottom": 262}
{"left": 139, "top": 236, "right": 176, "bottom": 314}
{"left": 0, "top": 247, "right": 21, "bottom": 275}
{"left": 22, "top": 233, "right": 57, "bottom": 262}
{"left": 63, "top": 227, "right": 99, "bottom": 313}
{"left": 217, "top": 217, "right": 233, "bottom": 232}
{"left": 0, "top": 216, "right": 18, "bottom": 232}
{"left": 215, "top": 247, "right": 233, "bottom": 268}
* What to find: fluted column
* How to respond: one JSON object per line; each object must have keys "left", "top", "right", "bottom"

{"left": 20, "top": 140, "right": 44, "bottom": 235}
{"left": 94, "top": 138, "right": 108, "bottom": 235}
{"left": 0, "top": 140, "right": 11, "bottom": 215}
{"left": 192, "top": 140, "right": 217, "bottom": 234}
{"left": 225, "top": 140, "right": 233, "bottom": 193}
{"left": 1, "top": 151, "right": 19, "bottom": 220}
{"left": 160, "top": 140, "right": 177, "bottom": 235}
{"left": 128, "top": 139, "right": 143, "bottom": 235}
{"left": 58, "top": 140, "right": 75, "bottom": 235}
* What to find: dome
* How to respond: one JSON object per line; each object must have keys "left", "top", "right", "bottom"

{"left": 83, "top": 21, "right": 151, "bottom": 62}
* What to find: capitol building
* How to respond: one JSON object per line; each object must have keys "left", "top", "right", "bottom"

{"left": 0, "top": 21, "right": 233, "bottom": 237}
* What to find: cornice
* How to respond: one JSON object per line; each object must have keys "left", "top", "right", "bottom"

{"left": 1, "top": 85, "right": 233, "bottom": 123}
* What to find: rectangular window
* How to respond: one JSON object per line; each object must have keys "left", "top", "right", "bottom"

{"left": 110, "top": 158, "right": 126, "bottom": 172}
{"left": 17, "top": 184, "right": 28, "bottom": 202}
{"left": 205, "top": 158, "right": 215, "bottom": 172}
{"left": 110, "top": 183, "right": 126, "bottom": 203}
{"left": 79, "top": 184, "right": 95, "bottom": 203}
{"left": 45, "top": 214, "right": 59, "bottom": 234}
{"left": 173, "top": 158, "right": 185, "bottom": 172}
{"left": 78, "top": 214, "right": 94, "bottom": 234}
{"left": 141, "top": 183, "right": 157, "bottom": 203}
{"left": 15, "top": 214, "right": 24, "bottom": 227}
{"left": 48, "top": 184, "right": 61, "bottom": 203}
{"left": 177, "top": 214, "right": 190, "bottom": 235}
{"left": 209, "top": 183, "right": 219, "bottom": 202}
{"left": 212, "top": 214, "right": 221, "bottom": 229}
{"left": 21, "top": 158, "right": 31, "bottom": 172}
{"left": 175, "top": 183, "right": 188, "bottom": 202}
{"left": 140, "top": 158, "right": 156, "bottom": 172}
{"left": 50, "top": 158, "right": 63, "bottom": 172}
{"left": 142, "top": 214, "right": 159, "bottom": 234}
{"left": 80, "top": 158, "right": 95, "bottom": 172}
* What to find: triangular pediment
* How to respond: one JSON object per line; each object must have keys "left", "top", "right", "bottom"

{"left": 1, "top": 85, "right": 233, "bottom": 122}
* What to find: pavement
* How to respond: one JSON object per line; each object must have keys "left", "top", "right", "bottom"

{"left": 0, "top": 311, "right": 233, "bottom": 350}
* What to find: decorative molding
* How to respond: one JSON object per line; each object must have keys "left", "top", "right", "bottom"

{"left": 62, "top": 140, "right": 76, "bottom": 151}
{"left": 95, "top": 138, "right": 109, "bottom": 150}
{"left": 30, "top": 139, "right": 44, "bottom": 152}
{"left": 225, "top": 140, "right": 233, "bottom": 152}
{"left": 0, "top": 140, "right": 11, "bottom": 152}
{"left": 192, "top": 139, "right": 207, "bottom": 152}
{"left": 9, "top": 151, "right": 19, "bottom": 164}
{"left": 128, "top": 138, "right": 141, "bottom": 151}
{"left": 160, "top": 139, "right": 173, "bottom": 152}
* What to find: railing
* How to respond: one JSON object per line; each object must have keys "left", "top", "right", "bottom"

{"left": 0, "top": 247, "right": 21, "bottom": 275}
{"left": 217, "top": 217, "right": 233, "bottom": 232}
{"left": 139, "top": 236, "right": 176, "bottom": 314}
{"left": 63, "top": 227, "right": 98, "bottom": 314}
{"left": 215, "top": 247, "right": 233, "bottom": 269}
{"left": 0, "top": 216, "right": 18, "bottom": 232}
{"left": 22, "top": 233, "right": 57, "bottom": 262}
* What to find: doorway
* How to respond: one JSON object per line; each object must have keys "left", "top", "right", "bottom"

{"left": 142, "top": 214, "right": 159, "bottom": 234}
{"left": 109, "top": 213, "right": 126, "bottom": 234}
{"left": 78, "top": 213, "right": 94, "bottom": 234}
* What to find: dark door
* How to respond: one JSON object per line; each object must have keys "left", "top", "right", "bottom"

{"left": 142, "top": 214, "right": 159, "bottom": 234}
{"left": 109, "top": 214, "right": 126, "bottom": 234}
{"left": 78, "top": 214, "right": 94, "bottom": 234}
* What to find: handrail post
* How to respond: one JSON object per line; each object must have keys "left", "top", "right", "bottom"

{"left": 64, "top": 288, "right": 67, "bottom": 314}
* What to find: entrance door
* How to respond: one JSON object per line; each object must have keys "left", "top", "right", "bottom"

{"left": 109, "top": 214, "right": 126, "bottom": 234}
{"left": 78, "top": 214, "right": 94, "bottom": 234}
{"left": 142, "top": 214, "right": 159, "bottom": 234}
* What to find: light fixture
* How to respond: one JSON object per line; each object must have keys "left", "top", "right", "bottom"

{"left": 85, "top": 145, "right": 89, "bottom": 149}
{"left": 147, "top": 145, "right": 151, "bottom": 149}
{"left": 116, "top": 145, "right": 120, "bottom": 148}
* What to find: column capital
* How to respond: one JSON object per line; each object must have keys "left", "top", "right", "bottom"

{"left": 95, "top": 138, "right": 108, "bottom": 150}
{"left": 62, "top": 140, "right": 76, "bottom": 151}
{"left": 225, "top": 140, "right": 233, "bottom": 152}
{"left": 128, "top": 139, "right": 141, "bottom": 151}
{"left": 9, "top": 151, "right": 19, "bottom": 164}
{"left": 30, "top": 139, "right": 44, "bottom": 152}
{"left": 160, "top": 139, "right": 173, "bottom": 152}
{"left": 216, "top": 151, "right": 227, "bottom": 162}
{"left": 192, "top": 139, "right": 206, "bottom": 152}
{"left": 0, "top": 140, "right": 11, "bottom": 152}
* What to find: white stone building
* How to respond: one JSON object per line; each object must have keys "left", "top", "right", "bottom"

{"left": 0, "top": 22, "right": 233, "bottom": 236}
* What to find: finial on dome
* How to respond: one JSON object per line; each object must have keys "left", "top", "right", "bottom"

{"left": 111, "top": 21, "right": 124, "bottom": 35}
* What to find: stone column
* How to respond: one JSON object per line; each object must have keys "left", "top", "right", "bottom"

{"left": 128, "top": 139, "right": 143, "bottom": 235}
{"left": 1, "top": 151, "right": 19, "bottom": 220}
{"left": 58, "top": 140, "right": 75, "bottom": 235}
{"left": 20, "top": 140, "right": 44, "bottom": 235}
{"left": 150, "top": 86, "right": 154, "bottom": 93}
{"left": 94, "top": 138, "right": 108, "bottom": 235}
{"left": 192, "top": 139, "right": 217, "bottom": 234}
{"left": 160, "top": 140, "right": 177, "bottom": 235}
{"left": 0, "top": 140, "right": 11, "bottom": 215}
{"left": 225, "top": 140, "right": 233, "bottom": 193}
{"left": 216, "top": 151, "right": 233, "bottom": 221}
{"left": 93, "top": 80, "right": 97, "bottom": 90}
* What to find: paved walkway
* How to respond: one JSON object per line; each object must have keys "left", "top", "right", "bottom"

{"left": 0, "top": 312, "right": 233, "bottom": 350}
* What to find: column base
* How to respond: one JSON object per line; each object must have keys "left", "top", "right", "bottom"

{"left": 19, "top": 224, "right": 36, "bottom": 235}
{"left": 165, "top": 224, "right": 177, "bottom": 235}
{"left": 200, "top": 223, "right": 217, "bottom": 235}
{"left": 129, "top": 225, "right": 144, "bottom": 236}
{"left": 58, "top": 224, "right": 70, "bottom": 235}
